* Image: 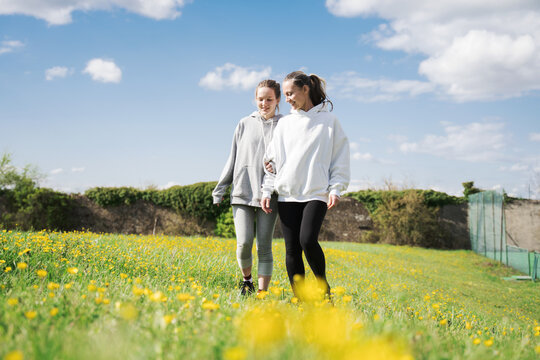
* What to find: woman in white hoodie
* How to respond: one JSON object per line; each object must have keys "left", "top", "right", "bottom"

{"left": 261, "top": 71, "right": 350, "bottom": 297}
{"left": 213, "top": 79, "right": 281, "bottom": 296}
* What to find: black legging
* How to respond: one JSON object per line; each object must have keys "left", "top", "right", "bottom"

{"left": 278, "top": 200, "right": 329, "bottom": 291}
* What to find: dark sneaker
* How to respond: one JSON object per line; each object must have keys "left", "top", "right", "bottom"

{"left": 239, "top": 280, "right": 255, "bottom": 296}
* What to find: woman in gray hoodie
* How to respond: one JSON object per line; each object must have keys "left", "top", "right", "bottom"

{"left": 212, "top": 79, "right": 281, "bottom": 295}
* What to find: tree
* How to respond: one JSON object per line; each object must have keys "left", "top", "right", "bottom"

{"left": 462, "top": 181, "right": 481, "bottom": 198}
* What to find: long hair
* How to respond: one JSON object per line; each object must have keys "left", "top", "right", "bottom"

{"left": 284, "top": 71, "right": 333, "bottom": 111}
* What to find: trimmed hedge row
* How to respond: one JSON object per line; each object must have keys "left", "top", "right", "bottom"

{"left": 345, "top": 189, "right": 465, "bottom": 214}
{"left": 0, "top": 188, "right": 75, "bottom": 231}
{"left": 85, "top": 182, "right": 230, "bottom": 221}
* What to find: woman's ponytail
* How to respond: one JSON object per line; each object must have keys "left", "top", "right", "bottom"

{"left": 284, "top": 71, "right": 333, "bottom": 111}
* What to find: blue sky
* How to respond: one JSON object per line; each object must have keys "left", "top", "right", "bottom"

{"left": 1, "top": 0, "right": 539, "bottom": 198}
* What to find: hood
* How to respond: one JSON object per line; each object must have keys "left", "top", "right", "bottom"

{"left": 250, "top": 111, "right": 280, "bottom": 124}
{"left": 290, "top": 102, "right": 329, "bottom": 116}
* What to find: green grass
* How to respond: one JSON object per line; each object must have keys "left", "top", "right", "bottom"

{"left": 0, "top": 230, "right": 539, "bottom": 360}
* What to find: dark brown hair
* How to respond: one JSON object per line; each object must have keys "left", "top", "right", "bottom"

{"left": 255, "top": 79, "right": 281, "bottom": 113}
{"left": 284, "top": 71, "right": 333, "bottom": 111}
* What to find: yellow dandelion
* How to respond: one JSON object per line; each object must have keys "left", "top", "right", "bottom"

{"left": 4, "top": 350, "right": 24, "bottom": 360}
{"left": 120, "top": 273, "right": 128, "bottom": 279}
{"left": 440, "top": 319, "right": 448, "bottom": 326}
{"left": 118, "top": 303, "right": 138, "bottom": 321}
{"left": 5, "top": 266, "right": 12, "bottom": 273}
{"left": 176, "top": 293, "right": 195, "bottom": 301}
{"left": 150, "top": 291, "right": 166, "bottom": 302}
{"left": 24, "top": 311, "right": 37, "bottom": 320}
{"left": 332, "top": 286, "right": 346, "bottom": 296}
{"left": 484, "top": 339, "right": 494, "bottom": 347}
{"left": 373, "top": 314, "right": 380, "bottom": 321}
{"left": 223, "top": 346, "right": 247, "bottom": 360}
{"left": 231, "top": 302, "right": 240, "bottom": 309}
{"left": 343, "top": 295, "right": 353, "bottom": 303}
{"left": 163, "top": 314, "right": 175, "bottom": 325}
{"left": 291, "top": 297, "right": 299, "bottom": 304}
{"left": 473, "top": 338, "right": 481, "bottom": 345}
{"left": 67, "top": 267, "right": 78, "bottom": 274}
{"left": 535, "top": 345, "right": 540, "bottom": 354}
{"left": 50, "top": 308, "right": 59, "bottom": 316}
{"left": 7, "top": 298, "right": 18, "bottom": 306}
{"left": 36, "top": 269, "right": 47, "bottom": 278}
{"left": 87, "top": 284, "right": 97, "bottom": 292}
{"left": 17, "top": 263, "right": 27, "bottom": 270}
{"left": 465, "top": 321, "right": 472, "bottom": 330}
{"left": 47, "top": 282, "right": 60, "bottom": 290}
{"left": 202, "top": 301, "right": 220, "bottom": 311}
{"left": 256, "top": 291, "right": 268, "bottom": 300}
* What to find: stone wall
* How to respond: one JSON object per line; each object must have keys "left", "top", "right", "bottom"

{"left": 504, "top": 199, "right": 540, "bottom": 252}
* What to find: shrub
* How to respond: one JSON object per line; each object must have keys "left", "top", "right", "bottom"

{"left": 362, "top": 190, "right": 449, "bottom": 248}
{"left": 85, "top": 182, "right": 231, "bottom": 221}
{"left": 215, "top": 207, "right": 236, "bottom": 238}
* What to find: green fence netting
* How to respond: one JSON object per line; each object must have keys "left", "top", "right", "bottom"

{"left": 468, "top": 191, "right": 537, "bottom": 280}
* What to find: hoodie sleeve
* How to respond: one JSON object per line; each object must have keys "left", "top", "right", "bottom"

{"left": 260, "top": 129, "right": 277, "bottom": 199}
{"left": 212, "top": 123, "right": 241, "bottom": 204}
{"left": 328, "top": 118, "right": 350, "bottom": 197}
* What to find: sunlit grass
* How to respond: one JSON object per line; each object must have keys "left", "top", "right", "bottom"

{"left": 1, "top": 230, "right": 538, "bottom": 359}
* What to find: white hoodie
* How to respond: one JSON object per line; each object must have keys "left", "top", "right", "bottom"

{"left": 261, "top": 103, "right": 350, "bottom": 203}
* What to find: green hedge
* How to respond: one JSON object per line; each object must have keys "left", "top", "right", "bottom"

{"left": 345, "top": 189, "right": 465, "bottom": 214}
{"left": 85, "top": 182, "right": 230, "bottom": 221}
{"left": 0, "top": 188, "right": 75, "bottom": 231}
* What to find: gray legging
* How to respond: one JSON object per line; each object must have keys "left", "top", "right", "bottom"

{"left": 232, "top": 201, "right": 278, "bottom": 276}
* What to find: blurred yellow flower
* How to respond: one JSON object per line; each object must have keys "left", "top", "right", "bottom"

{"left": 163, "top": 314, "right": 175, "bottom": 325}
{"left": 440, "top": 319, "right": 448, "bottom": 326}
{"left": 50, "top": 308, "right": 59, "bottom": 316}
{"left": 67, "top": 267, "right": 78, "bottom": 274}
{"left": 47, "top": 282, "right": 60, "bottom": 290}
{"left": 16, "top": 262, "right": 27, "bottom": 270}
{"left": 202, "top": 301, "right": 219, "bottom": 311}
{"left": 484, "top": 339, "right": 493, "bottom": 347}
{"left": 24, "top": 311, "right": 37, "bottom": 320}
{"left": 118, "top": 303, "right": 138, "bottom": 321}
{"left": 5, "top": 267, "right": 12, "bottom": 273}
{"left": 4, "top": 350, "right": 23, "bottom": 360}
{"left": 36, "top": 269, "right": 47, "bottom": 278}
{"left": 87, "top": 284, "right": 97, "bottom": 292}
{"left": 176, "top": 293, "right": 194, "bottom": 301}
{"left": 473, "top": 338, "right": 481, "bottom": 345}
{"left": 223, "top": 346, "right": 246, "bottom": 360}
{"left": 238, "top": 307, "right": 286, "bottom": 347}
{"left": 7, "top": 298, "right": 18, "bottom": 306}
{"left": 465, "top": 322, "right": 472, "bottom": 330}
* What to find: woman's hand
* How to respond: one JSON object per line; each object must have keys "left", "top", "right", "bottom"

{"left": 264, "top": 161, "right": 275, "bottom": 174}
{"left": 327, "top": 194, "right": 340, "bottom": 209}
{"left": 260, "top": 197, "right": 272, "bottom": 214}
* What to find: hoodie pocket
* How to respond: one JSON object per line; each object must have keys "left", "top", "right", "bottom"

{"left": 232, "top": 166, "right": 255, "bottom": 199}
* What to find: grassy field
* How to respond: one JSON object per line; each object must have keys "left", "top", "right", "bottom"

{"left": 1, "top": 230, "right": 539, "bottom": 360}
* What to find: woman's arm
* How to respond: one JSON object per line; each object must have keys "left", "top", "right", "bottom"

{"left": 328, "top": 118, "right": 350, "bottom": 208}
{"left": 212, "top": 124, "right": 241, "bottom": 204}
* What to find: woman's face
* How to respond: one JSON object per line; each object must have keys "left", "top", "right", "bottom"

{"left": 256, "top": 86, "right": 279, "bottom": 119}
{"left": 283, "top": 80, "right": 309, "bottom": 111}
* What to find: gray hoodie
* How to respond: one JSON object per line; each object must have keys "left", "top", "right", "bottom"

{"left": 213, "top": 111, "right": 281, "bottom": 207}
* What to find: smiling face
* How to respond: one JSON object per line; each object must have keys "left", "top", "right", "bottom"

{"left": 283, "top": 79, "right": 311, "bottom": 111}
{"left": 256, "top": 86, "right": 280, "bottom": 119}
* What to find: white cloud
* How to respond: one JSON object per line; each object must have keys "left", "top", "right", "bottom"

{"left": 83, "top": 58, "right": 122, "bottom": 83}
{"left": 530, "top": 133, "right": 540, "bottom": 142}
{"left": 352, "top": 152, "right": 374, "bottom": 161}
{"left": 330, "top": 71, "right": 435, "bottom": 102}
{"left": 199, "top": 63, "right": 271, "bottom": 91}
{"left": 0, "top": 40, "right": 24, "bottom": 55}
{"left": 399, "top": 121, "right": 506, "bottom": 162}
{"left": 71, "top": 167, "right": 85, "bottom": 172}
{"left": 326, "top": 0, "right": 540, "bottom": 101}
{"left": 0, "top": 0, "right": 191, "bottom": 25}
{"left": 50, "top": 168, "right": 63, "bottom": 175}
{"left": 45, "top": 66, "right": 69, "bottom": 81}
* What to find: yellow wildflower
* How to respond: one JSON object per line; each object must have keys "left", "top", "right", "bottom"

{"left": 16, "top": 263, "right": 27, "bottom": 270}
{"left": 24, "top": 311, "right": 37, "bottom": 320}
{"left": 223, "top": 347, "right": 247, "bottom": 360}
{"left": 67, "top": 267, "right": 78, "bottom": 274}
{"left": 7, "top": 298, "right": 18, "bottom": 306}
{"left": 50, "top": 308, "right": 59, "bottom": 316}
{"left": 4, "top": 350, "right": 24, "bottom": 360}
{"left": 36, "top": 269, "right": 47, "bottom": 278}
